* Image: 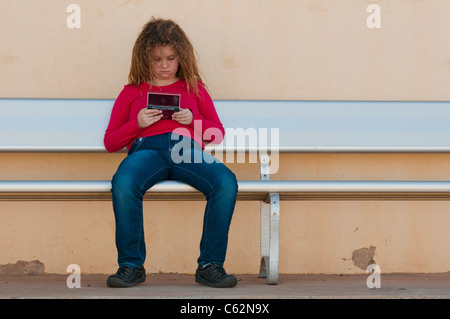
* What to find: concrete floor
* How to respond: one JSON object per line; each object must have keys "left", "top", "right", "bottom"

{"left": 1, "top": 273, "right": 449, "bottom": 299}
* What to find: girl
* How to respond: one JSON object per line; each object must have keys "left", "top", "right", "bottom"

{"left": 104, "top": 18, "right": 238, "bottom": 288}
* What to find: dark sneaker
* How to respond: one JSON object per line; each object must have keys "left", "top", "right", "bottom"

{"left": 195, "top": 264, "right": 237, "bottom": 288}
{"left": 106, "top": 266, "right": 146, "bottom": 288}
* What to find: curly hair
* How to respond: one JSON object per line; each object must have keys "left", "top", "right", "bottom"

{"left": 128, "top": 17, "right": 204, "bottom": 96}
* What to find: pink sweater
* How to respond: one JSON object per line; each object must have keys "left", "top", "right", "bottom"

{"left": 104, "top": 80, "right": 225, "bottom": 153}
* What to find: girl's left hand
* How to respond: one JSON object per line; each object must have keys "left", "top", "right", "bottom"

{"left": 172, "top": 108, "right": 193, "bottom": 125}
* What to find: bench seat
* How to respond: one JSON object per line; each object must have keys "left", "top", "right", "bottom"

{"left": 2, "top": 180, "right": 450, "bottom": 201}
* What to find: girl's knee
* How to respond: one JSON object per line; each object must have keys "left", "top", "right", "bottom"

{"left": 112, "top": 171, "right": 138, "bottom": 195}
{"left": 217, "top": 170, "right": 238, "bottom": 195}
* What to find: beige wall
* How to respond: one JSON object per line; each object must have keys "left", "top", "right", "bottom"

{"left": 1, "top": 0, "right": 450, "bottom": 274}
{"left": 1, "top": 0, "right": 450, "bottom": 100}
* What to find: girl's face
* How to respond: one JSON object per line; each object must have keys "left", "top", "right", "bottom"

{"left": 149, "top": 46, "right": 179, "bottom": 85}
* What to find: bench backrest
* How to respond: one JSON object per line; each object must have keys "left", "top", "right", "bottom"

{"left": 1, "top": 98, "right": 450, "bottom": 153}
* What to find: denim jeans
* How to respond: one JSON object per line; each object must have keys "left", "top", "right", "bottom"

{"left": 111, "top": 133, "right": 238, "bottom": 269}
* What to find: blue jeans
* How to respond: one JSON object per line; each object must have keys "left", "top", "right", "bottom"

{"left": 111, "top": 133, "right": 238, "bottom": 269}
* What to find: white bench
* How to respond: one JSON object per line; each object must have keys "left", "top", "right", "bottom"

{"left": 1, "top": 98, "right": 450, "bottom": 284}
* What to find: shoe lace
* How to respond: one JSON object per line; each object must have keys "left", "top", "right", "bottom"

{"left": 117, "top": 266, "right": 136, "bottom": 278}
{"left": 206, "top": 264, "right": 227, "bottom": 281}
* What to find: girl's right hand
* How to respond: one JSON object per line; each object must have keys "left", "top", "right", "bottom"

{"left": 137, "top": 108, "right": 163, "bottom": 128}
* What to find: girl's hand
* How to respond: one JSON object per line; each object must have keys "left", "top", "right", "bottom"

{"left": 137, "top": 108, "right": 163, "bottom": 128}
{"left": 172, "top": 108, "right": 193, "bottom": 125}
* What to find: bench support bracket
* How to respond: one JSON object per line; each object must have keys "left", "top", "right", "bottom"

{"left": 258, "top": 192, "right": 280, "bottom": 284}
{"left": 258, "top": 154, "right": 280, "bottom": 284}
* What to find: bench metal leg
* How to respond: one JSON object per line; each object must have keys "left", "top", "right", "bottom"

{"left": 258, "top": 192, "right": 280, "bottom": 285}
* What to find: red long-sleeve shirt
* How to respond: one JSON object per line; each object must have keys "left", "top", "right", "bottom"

{"left": 104, "top": 80, "right": 225, "bottom": 153}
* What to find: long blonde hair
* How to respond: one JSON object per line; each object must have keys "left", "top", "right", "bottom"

{"left": 128, "top": 18, "right": 204, "bottom": 96}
